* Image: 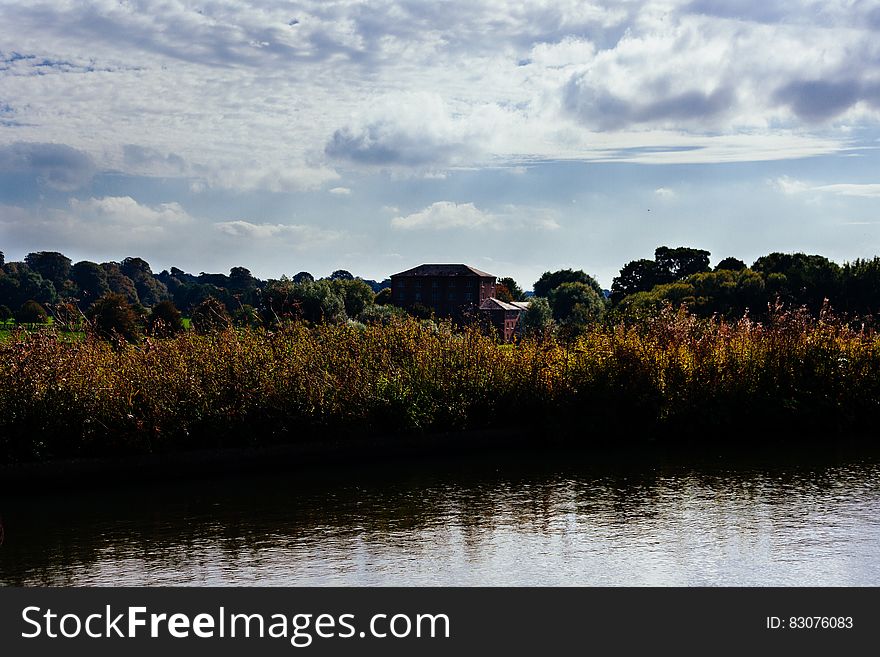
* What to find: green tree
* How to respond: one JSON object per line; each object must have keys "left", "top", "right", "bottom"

{"left": 87, "top": 293, "right": 141, "bottom": 342}
{"left": 519, "top": 297, "right": 553, "bottom": 336}
{"left": 329, "top": 269, "right": 354, "bottom": 280}
{"left": 533, "top": 269, "right": 603, "bottom": 299}
{"left": 374, "top": 287, "right": 393, "bottom": 305}
{"left": 331, "top": 278, "right": 375, "bottom": 319}
{"left": 715, "top": 257, "right": 747, "bottom": 272}
{"left": 71, "top": 261, "right": 110, "bottom": 307}
{"left": 24, "top": 251, "right": 72, "bottom": 291}
{"left": 292, "top": 271, "right": 314, "bottom": 284}
{"left": 0, "top": 304, "right": 12, "bottom": 321}
{"left": 549, "top": 281, "right": 606, "bottom": 322}
{"left": 147, "top": 300, "right": 185, "bottom": 337}
{"left": 121, "top": 257, "right": 169, "bottom": 307}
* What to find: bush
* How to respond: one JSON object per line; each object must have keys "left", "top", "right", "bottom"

{"left": 0, "top": 304, "right": 13, "bottom": 322}
{"left": 16, "top": 300, "right": 49, "bottom": 324}
{"left": 87, "top": 293, "right": 141, "bottom": 342}
{"left": 147, "top": 300, "right": 185, "bottom": 338}
{"left": 191, "top": 297, "right": 232, "bottom": 334}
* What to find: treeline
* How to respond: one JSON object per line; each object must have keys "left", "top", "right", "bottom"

{"left": 4, "top": 246, "right": 880, "bottom": 341}
{"left": 519, "top": 247, "right": 880, "bottom": 339}
{"left": 0, "top": 249, "right": 393, "bottom": 332}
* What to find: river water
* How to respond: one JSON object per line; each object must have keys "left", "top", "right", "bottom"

{"left": 2, "top": 445, "right": 879, "bottom": 586}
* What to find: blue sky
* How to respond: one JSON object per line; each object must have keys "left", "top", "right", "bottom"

{"left": 1, "top": 0, "right": 880, "bottom": 289}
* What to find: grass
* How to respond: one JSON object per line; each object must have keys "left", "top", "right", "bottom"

{"left": 1, "top": 308, "right": 879, "bottom": 464}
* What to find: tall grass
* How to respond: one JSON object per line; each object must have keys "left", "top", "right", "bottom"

{"left": 2, "top": 309, "right": 879, "bottom": 463}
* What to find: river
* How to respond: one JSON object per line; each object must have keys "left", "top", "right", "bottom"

{"left": 2, "top": 444, "right": 879, "bottom": 586}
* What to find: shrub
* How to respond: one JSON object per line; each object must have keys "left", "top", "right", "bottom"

{"left": 16, "top": 300, "right": 49, "bottom": 324}
{"left": 147, "top": 300, "right": 185, "bottom": 337}
{"left": 191, "top": 297, "right": 232, "bottom": 334}
{"left": 87, "top": 293, "right": 141, "bottom": 342}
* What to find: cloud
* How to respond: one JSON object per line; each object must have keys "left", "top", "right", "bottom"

{"left": 0, "top": 142, "right": 95, "bottom": 190}
{"left": 122, "top": 145, "right": 187, "bottom": 175}
{"left": 773, "top": 79, "right": 869, "bottom": 123}
{"left": 654, "top": 187, "right": 676, "bottom": 199}
{"left": 390, "top": 201, "right": 560, "bottom": 231}
{"left": 391, "top": 202, "right": 496, "bottom": 230}
{"left": 769, "top": 176, "right": 810, "bottom": 195}
{"left": 69, "top": 196, "right": 192, "bottom": 226}
{"left": 325, "top": 93, "right": 484, "bottom": 168}
{"left": 769, "top": 177, "right": 880, "bottom": 198}
{"left": 215, "top": 220, "right": 344, "bottom": 247}
{"left": 328, "top": 186, "right": 352, "bottom": 195}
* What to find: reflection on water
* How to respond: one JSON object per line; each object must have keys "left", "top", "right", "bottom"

{"left": 2, "top": 446, "right": 880, "bottom": 586}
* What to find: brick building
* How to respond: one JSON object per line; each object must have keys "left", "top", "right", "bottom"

{"left": 390, "top": 264, "right": 528, "bottom": 341}
{"left": 390, "top": 264, "right": 496, "bottom": 317}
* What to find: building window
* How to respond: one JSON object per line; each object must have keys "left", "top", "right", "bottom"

{"left": 465, "top": 292, "right": 473, "bottom": 301}
{"left": 448, "top": 292, "right": 456, "bottom": 300}
{"left": 415, "top": 279, "right": 422, "bottom": 288}
{"left": 449, "top": 280, "right": 456, "bottom": 288}
{"left": 432, "top": 290, "right": 439, "bottom": 302}
{"left": 398, "top": 280, "right": 405, "bottom": 289}
{"left": 432, "top": 280, "right": 439, "bottom": 288}
{"left": 397, "top": 289, "right": 405, "bottom": 299}
{"left": 415, "top": 292, "right": 422, "bottom": 301}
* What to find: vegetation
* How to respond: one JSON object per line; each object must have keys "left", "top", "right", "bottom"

{"left": 2, "top": 308, "right": 880, "bottom": 464}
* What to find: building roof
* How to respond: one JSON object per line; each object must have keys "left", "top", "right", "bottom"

{"left": 391, "top": 264, "right": 495, "bottom": 278}
{"left": 509, "top": 301, "right": 531, "bottom": 311}
{"left": 479, "top": 297, "right": 523, "bottom": 311}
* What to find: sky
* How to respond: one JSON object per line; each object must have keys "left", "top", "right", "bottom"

{"left": 1, "top": 0, "right": 880, "bottom": 290}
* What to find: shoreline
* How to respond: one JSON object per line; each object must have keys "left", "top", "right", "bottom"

{"left": 2, "top": 426, "right": 877, "bottom": 494}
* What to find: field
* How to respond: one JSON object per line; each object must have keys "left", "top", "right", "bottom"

{"left": 2, "top": 309, "right": 879, "bottom": 464}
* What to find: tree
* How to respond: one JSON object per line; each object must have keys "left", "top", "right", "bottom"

{"left": 612, "top": 247, "right": 711, "bottom": 304}
{"left": 147, "top": 300, "right": 185, "bottom": 337}
{"left": 101, "top": 263, "right": 140, "bottom": 306}
{"left": 498, "top": 276, "right": 525, "bottom": 301}
{"left": 495, "top": 283, "right": 514, "bottom": 303}
{"left": 715, "top": 257, "right": 747, "bottom": 272}
{"left": 654, "top": 246, "right": 711, "bottom": 280}
{"left": 374, "top": 288, "right": 393, "bottom": 305}
{"left": 0, "top": 304, "right": 12, "bottom": 321}
{"left": 0, "top": 262, "right": 58, "bottom": 309}
{"left": 87, "top": 293, "right": 141, "bottom": 342}
{"left": 292, "top": 271, "right": 314, "bottom": 284}
{"left": 71, "top": 261, "right": 110, "bottom": 307}
{"left": 329, "top": 269, "right": 354, "bottom": 280}
{"left": 191, "top": 297, "right": 232, "bottom": 334}
{"left": 752, "top": 252, "right": 841, "bottom": 312}
{"left": 331, "top": 278, "right": 375, "bottom": 319}
{"left": 549, "top": 281, "right": 605, "bottom": 322}
{"left": 16, "top": 300, "right": 49, "bottom": 324}
{"left": 611, "top": 258, "right": 660, "bottom": 303}
{"left": 533, "top": 269, "right": 603, "bottom": 299}
{"left": 520, "top": 297, "right": 553, "bottom": 337}
{"left": 121, "top": 257, "right": 169, "bottom": 307}
{"left": 24, "top": 251, "right": 72, "bottom": 291}
{"left": 229, "top": 266, "right": 257, "bottom": 292}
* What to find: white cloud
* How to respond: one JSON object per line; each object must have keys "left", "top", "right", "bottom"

{"left": 770, "top": 176, "right": 810, "bottom": 195}
{"left": 390, "top": 201, "right": 560, "bottom": 231}
{"left": 328, "top": 186, "right": 352, "bottom": 195}
{"left": 70, "top": 196, "right": 192, "bottom": 226}
{"left": 391, "top": 202, "right": 497, "bottom": 230}
{"left": 215, "top": 220, "right": 344, "bottom": 247}
{"left": 769, "top": 178, "right": 880, "bottom": 198}
{"left": 813, "top": 183, "right": 880, "bottom": 198}
{"left": 654, "top": 187, "right": 676, "bottom": 199}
